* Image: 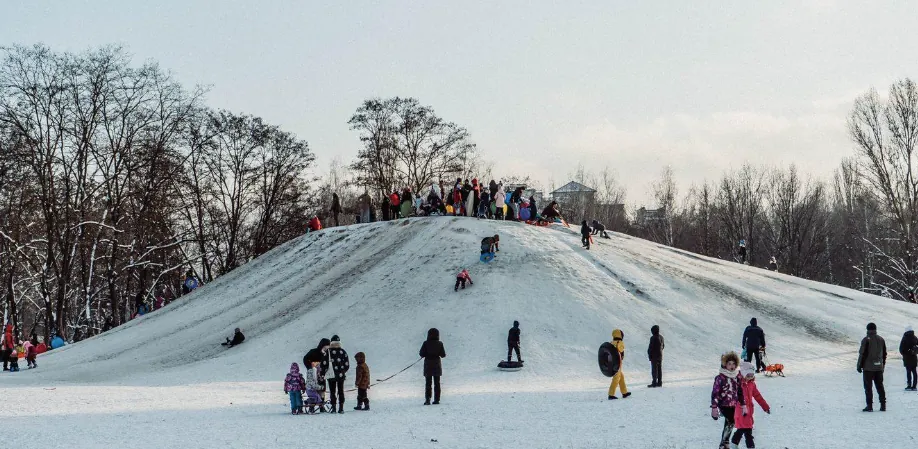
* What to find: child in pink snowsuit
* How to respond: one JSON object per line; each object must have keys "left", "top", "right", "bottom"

{"left": 732, "top": 361, "right": 770, "bottom": 448}
{"left": 454, "top": 269, "right": 473, "bottom": 292}
{"left": 284, "top": 363, "right": 306, "bottom": 414}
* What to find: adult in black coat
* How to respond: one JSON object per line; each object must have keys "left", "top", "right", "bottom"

{"left": 222, "top": 328, "right": 245, "bottom": 347}
{"left": 899, "top": 326, "right": 918, "bottom": 390}
{"left": 419, "top": 328, "right": 446, "bottom": 405}
{"left": 507, "top": 321, "right": 522, "bottom": 363}
{"left": 330, "top": 193, "right": 343, "bottom": 227}
{"left": 647, "top": 325, "right": 665, "bottom": 387}
{"left": 742, "top": 318, "right": 767, "bottom": 372}
{"left": 322, "top": 335, "right": 350, "bottom": 413}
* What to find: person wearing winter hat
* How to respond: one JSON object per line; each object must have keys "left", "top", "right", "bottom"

{"left": 507, "top": 321, "right": 522, "bottom": 363}
{"left": 454, "top": 269, "right": 474, "bottom": 292}
{"left": 899, "top": 325, "right": 918, "bottom": 391}
{"left": 732, "top": 361, "right": 771, "bottom": 448}
{"left": 608, "top": 329, "right": 631, "bottom": 399}
{"left": 419, "top": 328, "right": 446, "bottom": 405}
{"left": 283, "top": 363, "right": 306, "bottom": 414}
{"left": 647, "top": 325, "right": 665, "bottom": 388}
{"left": 741, "top": 318, "right": 766, "bottom": 373}
{"left": 857, "top": 322, "right": 887, "bottom": 411}
{"left": 323, "top": 335, "right": 350, "bottom": 413}
{"left": 711, "top": 351, "right": 746, "bottom": 449}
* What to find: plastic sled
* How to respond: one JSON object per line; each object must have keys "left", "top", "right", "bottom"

{"left": 480, "top": 252, "right": 495, "bottom": 263}
{"left": 598, "top": 342, "right": 620, "bottom": 377}
{"left": 498, "top": 360, "right": 524, "bottom": 371}
{"left": 302, "top": 398, "right": 333, "bottom": 414}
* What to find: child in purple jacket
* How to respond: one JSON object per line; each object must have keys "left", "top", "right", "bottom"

{"left": 284, "top": 363, "right": 306, "bottom": 415}
{"left": 711, "top": 351, "right": 746, "bottom": 449}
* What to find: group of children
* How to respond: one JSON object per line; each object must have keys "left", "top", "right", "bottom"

{"left": 604, "top": 326, "right": 770, "bottom": 449}
{"left": 2, "top": 324, "right": 40, "bottom": 372}
{"left": 283, "top": 340, "right": 371, "bottom": 415}
{"left": 579, "top": 220, "right": 611, "bottom": 250}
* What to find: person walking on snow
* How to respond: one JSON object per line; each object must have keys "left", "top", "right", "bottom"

{"left": 608, "top": 329, "right": 631, "bottom": 399}
{"left": 283, "top": 362, "right": 306, "bottom": 414}
{"left": 581, "top": 221, "right": 592, "bottom": 250}
{"left": 711, "top": 351, "right": 746, "bottom": 449}
{"left": 742, "top": 318, "right": 766, "bottom": 373}
{"left": 738, "top": 239, "right": 747, "bottom": 264}
{"left": 419, "top": 328, "right": 446, "bottom": 405}
{"left": 899, "top": 326, "right": 918, "bottom": 391}
{"left": 647, "top": 325, "right": 664, "bottom": 387}
{"left": 454, "top": 269, "right": 473, "bottom": 291}
{"left": 732, "top": 361, "right": 770, "bottom": 449}
{"left": 857, "top": 322, "right": 887, "bottom": 412}
{"left": 323, "top": 335, "right": 350, "bottom": 413}
{"left": 330, "top": 193, "right": 343, "bottom": 227}
{"left": 2, "top": 323, "right": 13, "bottom": 371}
{"left": 354, "top": 352, "right": 371, "bottom": 411}
{"left": 507, "top": 321, "right": 523, "bottom": 363}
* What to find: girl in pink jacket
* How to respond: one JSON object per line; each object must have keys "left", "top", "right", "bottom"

{"left": 732, "top": 361, "right": 771, "bottom": 448}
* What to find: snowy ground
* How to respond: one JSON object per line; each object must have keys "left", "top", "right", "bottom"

{"left": 3, "top": 217, "right": 918, "bottom": 448}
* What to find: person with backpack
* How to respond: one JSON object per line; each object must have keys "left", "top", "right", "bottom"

{"left": 647, "top": 325, "right": 664, "bottom": 388}
{"left": 857, "top": 322, "right": 887, "bottom": 411}
{"left": 741, "top": 318, "right": 766, "bottom": 373}
{"left": 419, "top": 328, "right": 446, "bottom": 405}
{"left": 507, "top": 321, "right": 522, "bottom": 363}
{"left": 898, "top": 325, "right": 917, "bottom": 391}
{"left": 323, "top": 335, "right": 350, "bottom": 413}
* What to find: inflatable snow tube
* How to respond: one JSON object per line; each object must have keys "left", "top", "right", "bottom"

{"left": 50, "top": 336, "right": 65, "bottom": 350}
{"left": 598, "top": 342, "right": 619, "bottom": 377}
{"left": 498, "top": 360, "right": 524, "bottom": 371}
{"left": 519, "top": 208, "right": 531, "bottom": 221}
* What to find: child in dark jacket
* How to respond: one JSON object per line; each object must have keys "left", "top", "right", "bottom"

{"left": 354, "top": 352, "right": 371, "bottom": 411}
{"left": 581, "top": 221, "right": 592, "bottom": 249}
{"left": 284, "top": 362, "right": 306, "bottom": 414}
{"left": 711, "top": 352, "right": 746, "bottom": 449}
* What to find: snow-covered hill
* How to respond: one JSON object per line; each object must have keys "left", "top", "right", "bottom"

{"left": 4, "top": 217, "right": 917, "bottom": 448}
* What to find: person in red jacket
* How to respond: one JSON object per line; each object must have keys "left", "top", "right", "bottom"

{"left": 2, "top": 323, "right": 14, "bottom": 371}
{"left": 732, "top": 361, "right": 771, "bottom": 448}
{"left": 389, "top": 191, "right": 401, "bottom": 220}
{"left": 454, "top": 269, "right": 473, "bottom": 292}
{"left": 308, "top": 216, "right": 322, "bottom": 232}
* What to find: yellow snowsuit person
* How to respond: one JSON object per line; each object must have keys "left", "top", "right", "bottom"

{"left": 608, "top": 329, "right": 628, "bottom": 397}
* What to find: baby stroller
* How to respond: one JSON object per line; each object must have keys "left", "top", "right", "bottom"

{"left": 761, "top": 349, "right": 785, "bottom": 377}
{"left": 303, "top": 389, "right": 332, "bottom": 414}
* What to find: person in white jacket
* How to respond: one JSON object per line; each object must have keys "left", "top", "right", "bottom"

{"left": 494, "top": 184, "right": 506, "bottom": 220}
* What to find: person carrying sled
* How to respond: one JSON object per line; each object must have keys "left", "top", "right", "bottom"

{"left": 507, "top": 321, "right": 522, "bottom": 363}
{"left": 283, "top": 363, "right": 306, "bottom": 414}
{"left": 222, "top": 328, "right": 245, "bottom": 347}
{"left": 454, "top": 269, "right": 473, "bottom": 292}
{"left": 899, "top": 326, "right": 918, "bottom": 391}
{"left": 419, "top": 328, "right": 446, "bottom": 405}
{"left": 608, "top": 329, "right": 631, "bottom": 399}
{"left": 732, "top": 361, "right": 770, "bottom": 449}
{"left": 857, "top": 322, "right": 887, "bottom": 412}
{"left": 741, "top": 318, "right": 766, "bottom": 373}
{"left": 323, "top": 335, "right": 350, "bottom": 413}
{"left": 354, "top": 352, "right": 371, "bottom": 411}
{"left": 647, "top": 325, "right": 664, "bottom": 388}
{"left": 581, "top": 221, "right": 592, "bottom": 250}
{"left": 711, "top": 351, "right": 746, "bottom": 449}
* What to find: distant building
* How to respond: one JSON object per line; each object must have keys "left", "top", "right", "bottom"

{"left": 550, "top": 181, "right": 596, "bottom": 206}
{"left": 635, "top": 207, "right": 666, "bottom": 227}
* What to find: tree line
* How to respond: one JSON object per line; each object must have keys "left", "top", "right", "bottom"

{"left": 0, "top": 44, "right": 316, "bottom": 342}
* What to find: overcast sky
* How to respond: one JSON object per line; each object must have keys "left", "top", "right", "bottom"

{"left": 4, "top": 1, "right": 917, "bottom": 205}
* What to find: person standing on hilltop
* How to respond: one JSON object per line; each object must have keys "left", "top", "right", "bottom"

{"left": 857, "top": 322, "right": 887, "bottom": 412}
{"left": 330, "top": 192, "right": 343, "bottom": 227}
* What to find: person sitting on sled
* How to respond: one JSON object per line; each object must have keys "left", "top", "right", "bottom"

{"left": 541, "top": 201, "right": 561, "bottom": 223}
{"left": 455, "top": 269, "right": 474, "bottom": 291}
{"left": 222, "top": 328, "right": 245, "bottom": 347}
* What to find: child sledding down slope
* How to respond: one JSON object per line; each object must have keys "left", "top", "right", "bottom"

{"left": 711, "top": 351, "right": 746, "bottom": 449}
